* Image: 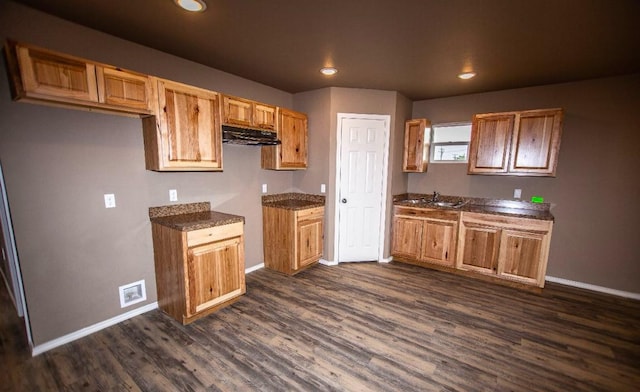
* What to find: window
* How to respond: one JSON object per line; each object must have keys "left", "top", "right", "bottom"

{"left": 430, "top": 123, "right": 472, "bottom": 162}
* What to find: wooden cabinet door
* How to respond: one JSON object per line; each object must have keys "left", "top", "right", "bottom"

{"left": 457, "top": 221, "right": 500, "bottom": 275}
{"left": 391, "top": 216, "right": 423, "bottom": 260}
{"left": 420, "top": 219, "right": 457, "bottom": 267}
{"left": 155, "top": 79, "right": 222, "bottom": 170}
{"left": 222, "top": 95, "right": 253, "bottom": 128}
{"left": 497, "top": 229, "right": 549, "bottom": 287}
{"left": 15, "top": 44, "right": 99, "bottom": 103}
{"left": 509, "top": 109, "right": 562, "bottom": 176}
{"left": 262, "top": 109, "right": 308, "bottom": 170}
{"left": 96, "top": 67, "right": 152, "bottom": 113}
{"left": 280, "top": 109, "right": 308, "bottom": 169}
{"left": 468, "top": 114, "right": 514, "bottom": 174}
{"left": 254, "top": 103, "right": 277, "bottom": 131}
{"left": 403, "top": 119, "right": 431, "bottom": 172}
{"left": 186, "top": 236, "right": 245, "bottom": 316}
{"left": 297, "top": 216, "right": 323, "bottom": 270}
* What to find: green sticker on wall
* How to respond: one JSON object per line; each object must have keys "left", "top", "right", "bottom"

{"left": 531, "top": 196, "right": 544, "bottom": 203}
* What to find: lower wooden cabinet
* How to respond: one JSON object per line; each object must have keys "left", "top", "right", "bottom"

{"left": 151, "top": 221, "right": 246, "bottom": 324}
{"left": 392, "top": 206, "right": 553, "bottom": 289}
{"left": 456, "top": 212, "right": 552, "bottom": 287}
{"left": 391, "top": 206, "right": 458, "bottom": 267}
{"left": 263, "top": 205, "right": 324, "bottom": 275}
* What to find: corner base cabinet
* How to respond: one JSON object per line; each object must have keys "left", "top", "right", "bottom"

{"left": 263, "top": 205, "right": 324, "bottom": 275}
{"left": 151, "top": 221, "right": 246, "bottom": 324}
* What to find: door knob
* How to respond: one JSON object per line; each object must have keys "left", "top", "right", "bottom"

{"left": 341, "top": 198, "right": 347, "bottom": 203}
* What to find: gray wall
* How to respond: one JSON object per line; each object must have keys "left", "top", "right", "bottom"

{"left": 0, "top": 2, "right": 295, "bottom": 345}
{"left": 294, "top": 87, "right": 409, "bottom": 261}
{"left": 411, "top": 74, "right": 640, "bottom": 293}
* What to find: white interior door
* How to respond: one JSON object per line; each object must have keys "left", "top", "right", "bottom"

{"left": 336, "top": 114, "right": 389, "bottom": 262}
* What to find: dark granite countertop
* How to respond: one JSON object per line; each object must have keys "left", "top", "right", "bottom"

{"left": 149, "top": 202, "right": 245, "bottom": 231}
{"left": 393, "top": 193, "right": 554, "bottom": 221}
{"left": 262, "top": 193, "right": 325, "bottom": 210}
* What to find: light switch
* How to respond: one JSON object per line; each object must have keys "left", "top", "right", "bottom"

{"left": 514, "top": 189, "right": 522, "bottom": 199}
{"left": 321, "top": 184, "right": 326, "bottom": 193}
{"left": 104, "top": 193, "right": 116, "bottom": 208}
{"left": 169, "top": 189, "right": 178, "bottom": 201}
{"left": 262, "top": 184, "right": 268, "bottom": 194}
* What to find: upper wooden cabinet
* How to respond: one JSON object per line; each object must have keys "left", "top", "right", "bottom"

{"left": 142, "top": 79, "right": 223, "bottom": 171}
{"left": 222, "top": 95, "right": 277, "bottom": 131}
{"left": 261, "top": 108, "right": 308, "bottom": 170}
{"left": 468, "top": 108, "right": 563, "bottom": 176}
{"left": 5, "top": 41, "right": 153, "bottom": 115}
{"left": 403, "top": 119, "right": 431, "bottom": 172}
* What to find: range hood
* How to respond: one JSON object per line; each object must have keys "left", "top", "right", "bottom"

{"left": 222, "top": 125, "right": 281, "bottom": 146}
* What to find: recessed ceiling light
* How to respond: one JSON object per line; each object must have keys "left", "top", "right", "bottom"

{"left": 458, "top": 72, "right": 477, "bottom": 80}
{"left": 320, "top": 67, "right": 338, "bottom": 76}
{"left": 174, "top": 0, "right": 207, "bottom": 12}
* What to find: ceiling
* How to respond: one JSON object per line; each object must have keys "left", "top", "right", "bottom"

{"left": 11, "top": 0, "right": 640, "bottom": 100}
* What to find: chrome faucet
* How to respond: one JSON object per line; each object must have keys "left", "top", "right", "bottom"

{"left": 431, "top": 191, "right": 440, "bottom": 202}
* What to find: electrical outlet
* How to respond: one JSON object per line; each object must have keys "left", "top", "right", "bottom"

{"left": 321, "top": 184, "right": 326, "bottom": 193}
{"left": 262, "top": 184, "right": 268, "bottom": 194}
{"left": 514, "top": 189, "right": 522, "bottom": 199}
{"left": 104, "top": 193, "right": 116, "bottom": 208}
{"left": 169, "top": 189, "right": 178, "bottom": 201}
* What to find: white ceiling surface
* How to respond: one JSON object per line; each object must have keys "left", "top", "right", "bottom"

{"left": 10, "top": 0, "right": 640, "bottom": 100}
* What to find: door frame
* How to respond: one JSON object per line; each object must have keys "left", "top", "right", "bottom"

{"left": 0, "top": 161, "right": 33, "bottom": 347}
{"left": 333, "top": 113, "right": 390, "bottom": 263}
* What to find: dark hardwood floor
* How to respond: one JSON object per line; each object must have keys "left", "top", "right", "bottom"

{"left": 2, "top": 262, "right": 639, "bottom": 391}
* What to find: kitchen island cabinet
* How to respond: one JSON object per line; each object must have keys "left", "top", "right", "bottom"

{"left": 149, "top": 202, "right": 245, "bottom": 324}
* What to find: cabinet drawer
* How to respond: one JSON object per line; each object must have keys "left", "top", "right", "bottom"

{"left": 296, "top": 206, "right": 324, "bottom": 221}
{"left": 461, "top": 212, "right": 552, "bottom": 232}
{"left": 394, "top": 206, "right": 459, "bottom": 221}
{"left": 187, "top": 222, "right": 244, "bottom": 247}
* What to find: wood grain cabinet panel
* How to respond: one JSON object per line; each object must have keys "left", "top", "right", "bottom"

{"left": 391, "top": 206, "right": 458, "bottom": 267}
{"left": 402, "top": 119, "right": 431, "bottom": 172}
{"left": 222, "top": 95, "right": 277, "bottom": 131}
{"left": 143, "top": 79, "right": 222, "bottom": 171}
{"left": 263, "top": 206, "right": 324, "bottom": 275}
{"left": 262, "top": 108, "right": 308, "bottom": 170}
{"left": 6, "top": 41, "right": 153, "bottom": 115}
{"left": 456, "top": 212, "right": 552, "bottom": 287}
{"left": 468, "top": 108, "right": 562, "bottom": 176}
{"left": 457, "top": 222, "right": 500, "bottom": 274}
{"left": 152, "top": 221, "right": 246, "bottom": 324}
{"left": 96, "top": 67, "right": 153, "bottom": 112}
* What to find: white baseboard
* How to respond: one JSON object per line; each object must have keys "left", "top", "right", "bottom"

{"left": 319, "top": 258, "right": 338, "bottom": 266}
{"left": 545, "top": 276, "right": 640, "bottom": 300}
{"left": 31, "top": 302, "right": 159, "bottom": 356}
{"left": 245, "top": 263, "right": 264, "bottom": 274}
{"left": 378, "top": 256, "right": 392, "bottom": 264}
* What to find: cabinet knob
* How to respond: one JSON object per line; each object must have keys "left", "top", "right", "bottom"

{"left": 341, "top": 198, "right": 347, "bottom": 203}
